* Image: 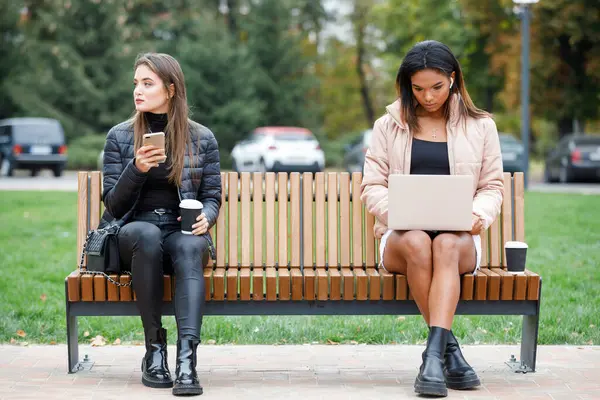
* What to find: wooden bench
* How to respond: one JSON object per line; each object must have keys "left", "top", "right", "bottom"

{"left": 65, "top": 171, "right": 541, "bottom": 373}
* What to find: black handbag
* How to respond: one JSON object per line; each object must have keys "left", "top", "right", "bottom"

{"left": 79, "top": 223, "right": 131, "bottom": 286}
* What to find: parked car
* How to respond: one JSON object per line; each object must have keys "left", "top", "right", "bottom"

{"left": 342, "top": 129, "right": 372, "bottom": 174}
{"left": 231, "top": 126, "right": 325, "bottom": 173}
{"left": 0, "top": 117, "right": 67, "bottom": 177}
{"left": 499, "top": 133, "right": 526, "bottom": 173}
{"left": 544, "top": 134, "right": 600, "bottom": 183}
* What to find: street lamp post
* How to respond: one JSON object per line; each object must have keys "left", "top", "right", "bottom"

{"left": 513, "top": 0, "right": 538, "bottom": 189}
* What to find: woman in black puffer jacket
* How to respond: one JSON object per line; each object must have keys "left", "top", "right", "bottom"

{"left": 101, "top": 52, "right": 221, "bottom": 396}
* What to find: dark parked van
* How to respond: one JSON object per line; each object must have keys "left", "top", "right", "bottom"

{"left": 0, "top": 118, "right": 67, "bottom": 177}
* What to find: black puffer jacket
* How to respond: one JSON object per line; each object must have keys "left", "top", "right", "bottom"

{"left": 101, "top": 119, "right": 222, "bottom": 228}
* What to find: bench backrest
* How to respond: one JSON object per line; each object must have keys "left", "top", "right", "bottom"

{"left": 77, "top": 171, "right": 525, "bottom": 270}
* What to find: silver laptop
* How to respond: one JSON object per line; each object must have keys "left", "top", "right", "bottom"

{"left": 387, "top": 174, "right": 473, "bottom": 231}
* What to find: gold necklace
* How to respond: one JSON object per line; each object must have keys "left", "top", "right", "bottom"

{"left": 431, "top": 128, "right": 440, "bottom": 139}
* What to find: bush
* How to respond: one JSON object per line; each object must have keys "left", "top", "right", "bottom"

{"left": 66, "top": 134, "right": 106, "bottom": 170}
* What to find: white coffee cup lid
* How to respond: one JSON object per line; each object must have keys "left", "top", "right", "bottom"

{"left": 505, "top": 241, "right": 528, "bottom": 249}
{"left": 179, "top": 199, "right": 203, "bottom": 209}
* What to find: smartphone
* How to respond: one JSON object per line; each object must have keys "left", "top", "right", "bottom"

{"left": 142, "top": 132, "right": 166, "bottom": 163}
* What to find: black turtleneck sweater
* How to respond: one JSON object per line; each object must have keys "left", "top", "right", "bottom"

{"left": 135, "top": 113, "right": 180, "bottom": 212}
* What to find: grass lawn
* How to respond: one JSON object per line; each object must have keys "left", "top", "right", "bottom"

{"left": 0, "top": 190, "right": 598, "bottom": 346}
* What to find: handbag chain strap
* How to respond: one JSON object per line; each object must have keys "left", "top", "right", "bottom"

{"left": 78, "top": 229, "right": 133, "bottom": 287}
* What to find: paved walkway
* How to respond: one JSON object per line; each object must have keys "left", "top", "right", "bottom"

{"left": 1, "top": 344, "right": 599, "bottom": 399}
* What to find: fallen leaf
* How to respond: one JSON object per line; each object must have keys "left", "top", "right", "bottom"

{"left": 10, "top": 338, "right": 16, "bottom": 344}
{"left": 326, "top": 339, "right": 339, "bottom": 345}
{"left": 50, "top": 341, "right": 57, "bottom": 345}
{"left": 397, "top": 316, "right": 406, "bottom": 322}
{"left": 19, "top": 342, "right": 29, "bottom": 347}
{"left": 587, "top": 340, "right": 594, "bottom": 345}
{"left": 83, "top": 331, "right": 90, "bottom": 337}
{"left": 590, "top": 324, "right": 596, "bottom": 328}
{"left": 206, "top": 339, "right": 216, "bottom": 345}
{"left": 113, "top": 338, "right": 121, "bottom": 345}
{"left": 16, "top": 330, "right": 26, "bottom": 338}
{"left": 90, "top": 335, "right": 106, "bottom": 347}
{"left": 40, "top": 294, "right": 47, "bottom": 302}
{"left": 350, "top": 340, "right": 358, "bottom": 345}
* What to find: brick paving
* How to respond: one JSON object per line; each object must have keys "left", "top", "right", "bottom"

{"left": 1, "top": 344, "right": 599, "bottom": 399}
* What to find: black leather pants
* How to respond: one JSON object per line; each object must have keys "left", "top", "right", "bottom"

{"left": 118, "top": 210, "right": 208, "bottom": 340}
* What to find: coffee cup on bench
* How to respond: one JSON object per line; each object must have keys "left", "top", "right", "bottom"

{"left": 505, "top": 241, "right": 528, "bottom": 275}
{"left": 179, "top": 199, "right": 203, "bottom": 235}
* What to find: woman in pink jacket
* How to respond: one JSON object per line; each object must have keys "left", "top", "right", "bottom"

{"left": 360, "top": 40, "right": 504, "bottom": 397}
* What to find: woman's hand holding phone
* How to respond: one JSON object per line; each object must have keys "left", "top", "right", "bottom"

{"left": 135, "top": 145, "right": 166, "bottom": 173}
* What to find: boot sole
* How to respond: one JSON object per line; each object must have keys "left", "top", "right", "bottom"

{"left": 414, "top": 376, "right": 447, "bottom": 397}
{"left": 445, "top": 375, "right": 481, "bottom": 390}
{"left": 173, "top": 383, "right": 203, "bottom": 396}
{"left": 142, "top": 375, "right": 174, "bottom": 389}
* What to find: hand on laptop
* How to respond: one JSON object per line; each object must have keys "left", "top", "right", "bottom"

{"left": 469, "top": 214, "right": 483, "bottom": 235}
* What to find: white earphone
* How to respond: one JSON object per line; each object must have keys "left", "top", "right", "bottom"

{"left": 450, "top": 78, "right": 454, "bottom": 89}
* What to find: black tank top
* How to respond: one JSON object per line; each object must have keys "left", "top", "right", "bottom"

{"left": 410, "top": 138, "right": 450, "bottom": 175}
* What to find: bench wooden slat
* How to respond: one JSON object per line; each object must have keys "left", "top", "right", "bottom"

{"left": 266, "top": 267, "right": 277, "bottom": 300}
{"left": 480, "top": 229, "right": 489, "bottom": 267}
{"left": 77, "top": 172, "right": 88, "bottom": 267}
{"left": 252, "top": 267, "right": 264, "bottom": 300}
{"left": 490, "top": 217, "right": 501, "bottom": 267}
{"left": 315, "top": 268, "right": 327, "bottom": 300}
{"left": 240, "top": 172, "right": 251, "bottom": 267}
{"left": 351, "top": 173, "right": 363, "bottom": 267}
{"left": 67, "top": 270, "right": 81, "bottom": 302}
{"left": 339, "top": 173, "right": 351, "bottom": 267}
{"left": 302, "top": 173, "right": 314, "bottom": 267}
{"left": 355, "top": 268, "right": 368, "bottom": 300}
{"left": 342, "top": 267, "right": 354, "bottom": 300}
{"left": 315, "top": 173, "right": 326, "bottom": 267}
{"left": 90, "top": 172, "right": 102, "bottom": 230}
{"left": 395, "top": 274, "right": 407, "bottom": 300}
{"left": 525, "top": 270, "right": 540, "bottom": 300}
{"left": 304, "top": 268, "right": 315, "bottom": 300}
{"left": 460, "top": 274, "right": 474, "bottom": 300}
{"left": 491, "top": 268, "right": 514, "bottom": 300}
{"left": 329, "top": 268, "right": 341, "bottom": 300}
{"left": 278, "top": 172, "right": 288, "bottom": 268}
{"left": 265, "top": 173, "right": 276, "bottom": 266}
{"left": 93, "top": 275, "right": 106, "bottom": 301}
{"left": 239, "top": 268, "right": 250, "bottom": 301}
{"left": 327, "top": 173, "right": 338, "bottom": 268}
{"left": 380, "top": 268, "right": 394, "bottom": 300}
{"left": 252, "top": 173, "right": 263, "bottom": 268}
{"left": 367, "top": 268, "right": 380, "bottom": 300}
{"left": 213, "top": 268, "right": 225, "bottom": 300}
{"left": 216, "top": 173, "right": 226, "bottom": 267}
{"left": 203, "top": 269, "right": 212, "bottom": 301}
{"left": 81, "top": 275, "right": 94, "bottom": 301}
{"left": 119, "top": 275, "right": 132, "bottom": 301}
{"left": 514, "top": 172, "right": 525, "bottom": 242}
{"left": 290, "top": 173, "right": 301, "bottom": 267}
{"left": 479, "top": 268, "right": 500, "bottom": 300}
{"left": 475, "top": 270, "right": 488, "bottom": 300}
{"left": 162, "top": 275, "right": 171, "bottom": 301}
{"left": 364, "top": 212, "right": 376, "bottom": 267}
{"left": 278, "top": 268, "right": 291, "bottom": 300}
{"left": 228, "top": 172, "right": 239, "bottom": 267}
{"left": 513, "top": 272, "right": 527, "bottom": 300}
{"left": 227, "top": 267, "right": 238, "bottom": 301}
{"left": 107, "top": 274, "right": 119, "bottom": 301}
{"left": 291, "top": 268, "right": 303, "bottom": 300}
{"left": 502, "top": 173, "right": 513, "bottom": 267}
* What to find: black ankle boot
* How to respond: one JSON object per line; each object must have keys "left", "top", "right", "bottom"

{"left": 414, "top": 326, "right": 448, "bottom": 397}
{"left": 141, "top": 328, "right": 173, "bottom": 388}
{"left": 444, "top": 330, "right": 481, "bottom": 390}
{"left": 172, "top": 339, "right": 203, "bottom": 396}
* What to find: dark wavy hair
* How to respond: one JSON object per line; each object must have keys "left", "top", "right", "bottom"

{"left": 395, "top": 40, "right": 489, "bottom": 133}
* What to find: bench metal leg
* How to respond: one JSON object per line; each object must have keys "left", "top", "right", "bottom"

{"left": 509, "top": 279, "right": 542, "bottom": 373}
{"left": 65, "top": 282, "right": 79, "bottom": 373}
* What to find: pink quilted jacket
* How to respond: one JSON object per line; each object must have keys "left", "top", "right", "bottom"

{"left": 360, "top": 94, "right": 504, "bottom": 239}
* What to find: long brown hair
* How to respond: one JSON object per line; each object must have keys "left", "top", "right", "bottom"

{"left": 395, "top": 40, "right": 489, "bottom": 133}
{"left": 132, "top": 53, "right": 191, "bottom": 185}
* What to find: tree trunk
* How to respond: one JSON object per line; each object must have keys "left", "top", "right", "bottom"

{"left": 558, "top": 117, "right": 572, "bottom": 138}
{"left": 355, "top": 18, "right": 374, "bottom": 126}
{"left": 225, "top": 0, "right": 238, "bottom": 37}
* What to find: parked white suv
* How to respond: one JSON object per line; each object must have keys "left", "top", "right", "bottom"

{"left": 231, "top": 126, "right": 325, "bottom": 173}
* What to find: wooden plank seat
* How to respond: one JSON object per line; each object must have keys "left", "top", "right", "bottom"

{"left": 65, "top": 171, "right": 541, "bottom": 374}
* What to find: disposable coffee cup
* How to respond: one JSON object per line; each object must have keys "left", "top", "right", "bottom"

{"left": 505, "top": 241, "right": 528, "bottom": 275}
{"left": 180, "top": 199, "right": 203, "bottom": 235}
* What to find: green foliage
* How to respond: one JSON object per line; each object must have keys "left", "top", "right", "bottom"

{"left": 66, "top": 134, "right": 106, "bottom": 170}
